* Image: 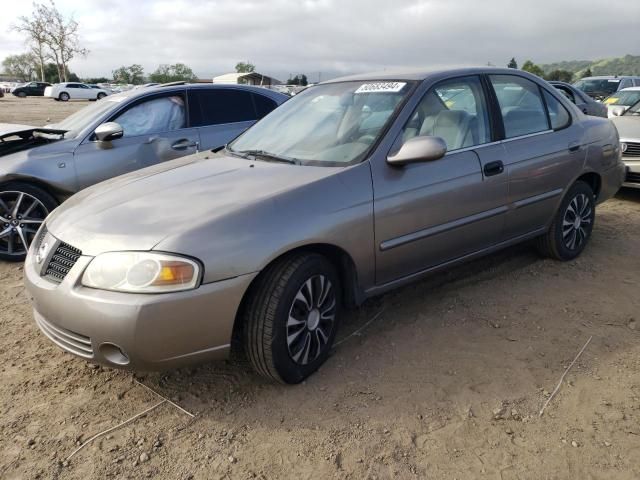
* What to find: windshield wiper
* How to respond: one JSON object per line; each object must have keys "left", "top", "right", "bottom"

{"left": 236, "top": 149, "right": 301, "bottom": 165}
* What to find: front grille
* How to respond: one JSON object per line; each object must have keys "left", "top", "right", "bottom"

{"left": 44, "top": 242, "right": 82, "bottom": 283}
{"left": 35, "top": 314, "right": 93, "bottom": 358}
{"left": 626, "top": 171, "right": 640, "bottom": 184}
{"left": 623, "top": 142, "right": 640, "bottom": 157}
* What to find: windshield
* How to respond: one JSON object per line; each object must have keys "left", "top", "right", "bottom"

{"left": 573, "top": 79, "right": 621, "bottom": 96}
{"left": 49, "top": 94, "right": 126, "bottom": 138}
{"left": 228, "top": 80, "right": 415, "bottom": 166}
{"left": 624, "top": 100, "right": 640, "bottom": 115}
{"left": 604, "top": 90, "right": 640, "bottom": 106}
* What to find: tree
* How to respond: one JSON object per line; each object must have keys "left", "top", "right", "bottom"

{"left": 112, "top": 64, "right": 145, "bottom": 84}
{"left": 507, "top": 57, "right": 518, "bottom": 69}
{"left": 521, "top": 60, "right": 545, "bottom": 78}
{"left": 11, "top": 2, "right": 50, "bottom": 81}
{"left": 2, "top": 53, "right": 39, "bottom": 81}
{"left": 581, "top": 68, "right": 592, "bottom": 78}
{"left": 287, "top": 74, "right": 308, "bottom": 86}
{"left": 545, "top": 69, "right": 574, "bottom": 83}
{"left": 235, "top": 61, "right": 255, "bottom": 73}
{"left": 149, "top": 63, "right": 197, "bottom": 83}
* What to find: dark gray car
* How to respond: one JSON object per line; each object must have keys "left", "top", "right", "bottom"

{"left": 25, "top": 68, "right": 625, "bottom": 383}
{"left": 549, "top": 81, "right": 608, "bottom": 118}
{"left": 0, "top": 84, "right": 287, "bottom": 260}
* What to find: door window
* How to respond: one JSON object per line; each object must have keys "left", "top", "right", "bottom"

{"left": 401, "top": 75, "right": 490, "bottom": 151}
{"left": 489, "top": 75, "right": 550, "bottom": 138}
{"left": 542, "top": 90, "right": 571, "bottom": 130}
{"left": 252, "top": 93, "right": 278, "bottom": 119}
{"left": 112, "top": 94, "right": 186, "bottom": 137}
{"left": 188, "top": 89, "right": 257, "bottom": 127}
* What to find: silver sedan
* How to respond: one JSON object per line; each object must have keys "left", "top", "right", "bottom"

{"left": 25, "top": 68, "right": 625, "bottom": 383}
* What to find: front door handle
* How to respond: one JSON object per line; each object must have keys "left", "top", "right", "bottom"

{"left": 171, "top": 139, "right": 199, "bottom": 150}
{"left": 483, "top": 160, "right": 504, "bottom": 177}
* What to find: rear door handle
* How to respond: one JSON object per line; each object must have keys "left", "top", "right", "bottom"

{"left": 483, "top": 160, "right": 504, "bottom": 177}
{"left": 171, "top": 139, "right": 199, "bottom": 150}
{"left": 568, "top": 142, "right": 581, "bottom": 153}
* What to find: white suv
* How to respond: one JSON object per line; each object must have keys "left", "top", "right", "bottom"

{"left": 44, "top": 82, "right": 111, "bottom": 102}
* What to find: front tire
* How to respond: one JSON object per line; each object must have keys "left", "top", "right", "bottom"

{"left": 59, "top": 92, "right": 70, "bottom": 101}
{"left": 0, "top": 182, "right": 57, "bottom": 262}
{"left": 97, "top": 92, "right": 106, "bottom": 100}
{"left": 537, "top": 180, "right": 595, "bottom": 261}
{"left": 243, "top": 253, "right": 341, "bottom": 384}
{"left": 17, "top": 91, "right": 27, "bottom": 98}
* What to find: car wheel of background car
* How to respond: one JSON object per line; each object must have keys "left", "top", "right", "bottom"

{"left": 97, "top": 92, "right": 106, "bottom": 100}
{"left": 0, "top": 182, "right": 57, "bottom": 262}
{"left": 59, "top": 92, "right": 70, "bottom": 101}
{"left": 536, "top": 180, "right": 595, "bottom": 261}
{"left": 17, "top": 91, "right": 27, "bottom": 98}
{"left": 243, "top": 253, "right": 341, "bottom": 384}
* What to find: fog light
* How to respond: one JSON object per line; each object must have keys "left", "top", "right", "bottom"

{"left": 99, "top": 343, "right": 130, "bottom": 366}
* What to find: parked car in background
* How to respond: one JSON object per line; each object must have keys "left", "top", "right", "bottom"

{"left": 44, "top": 82, "right": 111, "bottom": 101}
{"left": 24, "top": 68, "right": 625, "bottom": 383}
{"left": 573, "top": 76, "right": 640, "bottom": 101}
{"left": 0, "top": 83, "right": 287, "bottom": 260}
{"left": 611, "top": 99, "right": 640, "bottom": 188}
{"left": 602, "top": 87, "right": 640, "bottom": 117}
{"left": 549, "top": 81, "right": 607, "bottom": 118}
{"left": 11, "top": 81, "right": 52, "bottom": 97}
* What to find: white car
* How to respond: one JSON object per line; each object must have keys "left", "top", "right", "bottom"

{"left": 44, "top": 82, "right": 110, "bottom": 102}
{"left": 603, "top": 87, "right": 640, "bottom": 117}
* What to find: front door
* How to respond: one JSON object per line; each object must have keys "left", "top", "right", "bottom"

{"left": 372, "top": 75, "right": 508, "bottom": 285}
{"left": 73, "top": 90, "right": 200, "bottom": 190}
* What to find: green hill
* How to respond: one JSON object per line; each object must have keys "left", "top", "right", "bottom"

{"left": 541, "top": 54, "right": 640, "bottom": 77}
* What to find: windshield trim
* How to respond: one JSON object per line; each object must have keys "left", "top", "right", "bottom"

{"left": 227, "top": 79, "right": 419, "bottom": 168}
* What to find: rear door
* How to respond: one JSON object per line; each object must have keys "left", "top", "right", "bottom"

{"left": 372, "top": 75, "right": 508, "bottom": 284}
{"left": 487, "top": 74, "right": 583, "bottom": 239}
{"left": 187, "top": 88, "right": 275, "bottom": 149}
{"left": 73, "top": 90, "right": 200, "bottom": 189}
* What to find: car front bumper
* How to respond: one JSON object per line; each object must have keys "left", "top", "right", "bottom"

{"left": 24, "top": 239, "right": 257, "bottom": 371}
{"left": 622, "top": 157, "right": 640, "bottom": 188}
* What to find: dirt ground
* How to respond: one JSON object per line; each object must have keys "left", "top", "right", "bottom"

{"left": 1, "top": 96, "right": 639, "bottom": 480}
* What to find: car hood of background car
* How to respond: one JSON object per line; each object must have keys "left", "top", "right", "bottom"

{"left": 612, "top": 115, "right": 640, "bottom": 140}
{"left": 46, "top": 153, "right": 349, "bottom": 256}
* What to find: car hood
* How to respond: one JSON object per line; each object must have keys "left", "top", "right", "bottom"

{"left": 46, "top": 153, "right": 345, "bottom": 256}
{"left": 611, "top": 115, "right": 640, "bottom": 140}
{"left": 0, "top": 123, "right": 39, "bottom": 137}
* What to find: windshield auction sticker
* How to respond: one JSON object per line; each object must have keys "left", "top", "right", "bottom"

{"left": 355, "top": 82, "right": 407, "bottom": 94}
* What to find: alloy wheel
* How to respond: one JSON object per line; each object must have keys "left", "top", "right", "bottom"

{"left": 562, "top": 193, "right": 592, "bottom": 251}
{"left": 286, "top": 274, "right": 337, "bottom": 365}
{"left": 0, "top": 191, "right": 48, "bottom": 257}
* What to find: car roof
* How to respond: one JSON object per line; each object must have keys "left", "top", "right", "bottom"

{"left": 108, "top": 82, "right": 288, "bottom": 102}
{"left": 579, "top": 75, "right": 640, "bottom": 80}
{"left": 322, "top": 67, "right": 545, "bottom": 84}
{"left": 618, "top": 86, "right": 640, "bottom": 91}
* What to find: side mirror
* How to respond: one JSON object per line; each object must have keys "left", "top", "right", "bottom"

{"left": 95, "top": 122, "right": 124, "bottom": 142}
{"left": 387, "top": 136, "right": 447, "bottom": 166}
{"left": 610, "top": 106, "right": 626, "bottom": 117}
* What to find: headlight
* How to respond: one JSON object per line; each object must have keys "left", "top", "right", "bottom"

{"left": 82, "top": 252, "right": 201, "bottom": 293}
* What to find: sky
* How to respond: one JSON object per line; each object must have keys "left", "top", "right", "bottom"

{"left": 1, "top": 0, "right": 639, "bottom": 82}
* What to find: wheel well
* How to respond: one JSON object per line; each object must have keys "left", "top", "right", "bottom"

{"left": 577, "top": 172, "right": 601, "bottom": 200}
{"left": 0, "top": 178, "right": 64, "bottom": 205}
{"left": 229, "top": 244, "right": 361, "bottom": 358}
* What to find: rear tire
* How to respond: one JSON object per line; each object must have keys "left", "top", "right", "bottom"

{"left": 97, "top": 92, "right": 106, "bottom": 100}
{"left": 0, "top": 182, "right": 58, "bottom": 262}
{"left": 536, "top": 180, "right": 595, "bottom": 261}
{"left": 59, "top": 92, "right": 70, "bottom": 101}
{"left": 243, "top": 253, "right": 341, "bottom": 384}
